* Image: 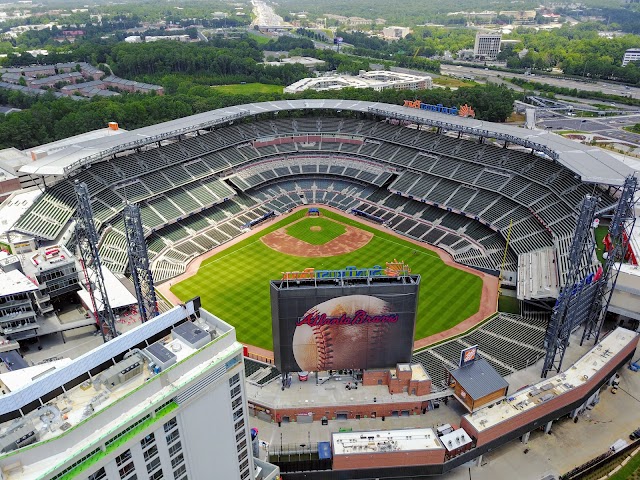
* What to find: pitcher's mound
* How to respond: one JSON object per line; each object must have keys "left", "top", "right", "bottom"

{"left": 261, "top": 225, "right": 372, "bottom": 257}
{"left": 310, "top": 226, "right": 322, "bottom": 232}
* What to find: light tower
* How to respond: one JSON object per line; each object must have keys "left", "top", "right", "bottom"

{"left": 542, "top": 195, "right": 599, "bottom": 378}
{"left": 123, "top": 203, "right": 159, "bottom": 323}
{"left": 582, "top": 175, "right": 638, "bottom": 345}
{"left": 74, "top": 181, "right": 118, "bottom": 341}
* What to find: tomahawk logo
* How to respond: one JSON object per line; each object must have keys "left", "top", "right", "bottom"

{"left": 458, "top": 104, "right": 475, "bottom": 118}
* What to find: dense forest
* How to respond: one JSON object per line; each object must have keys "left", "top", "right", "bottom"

{"left": 275, "top": 0, "right": 630, "bottom": 26}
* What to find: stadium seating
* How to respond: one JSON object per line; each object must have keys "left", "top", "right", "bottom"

{"left": 412, "top": 312, "right": 548, "bottom": 390}
{"left": 13, "top": 116, "right": 617, "bottom": 293}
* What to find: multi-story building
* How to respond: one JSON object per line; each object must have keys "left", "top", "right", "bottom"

{"left": 381, "top": 26, "right": 412, "bottom": 40}
{"left": 473, "top": 33, "right": 502, "bottom": 60}
{"left": 0, "top": 268, "right": 38, "bottom": 340}
{"left": 499, "top": 10, "right": 536, "bottom": 24}
{"left": 28, "top": 72, "right": 83, "bottom": 88}
{"left": 22, "top": 245, "right": 80, "bottom": 305}
{"left": 284, "top": 70, "right": 432, "bottom": 94}
{"left": 0, "top": 300, "right": 279, "bottom": 480}
{"left": 102, "top": 76, "right": 164, "bottom": 95}
{"left": 623, "top": 48, "right": 640, "bottom": 66}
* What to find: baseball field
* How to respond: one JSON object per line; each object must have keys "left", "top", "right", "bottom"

{"left": 169, "top": 208, "right": 484, "bottom": 350}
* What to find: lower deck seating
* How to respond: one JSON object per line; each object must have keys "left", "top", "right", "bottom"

{"left": 412, "top": 312, "right": 548, "bottom": 390}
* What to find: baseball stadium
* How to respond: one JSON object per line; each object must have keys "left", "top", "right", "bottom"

{"left": 4, "top": 98, "right": 640, "bottom": 479}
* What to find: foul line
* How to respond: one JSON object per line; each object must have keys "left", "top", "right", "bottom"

{"left": 192, "top": 238, "right": 266, "bottom": 274}
{"left": 188, "top": 229, "right": 440, "bottom": 279}
{"left": 373, "top": 234, "right": 440, "bottom": 260}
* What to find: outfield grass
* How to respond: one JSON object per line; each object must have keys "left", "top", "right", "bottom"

{"left": 285, "top": 217, "right": 346, "bottom": 245}
{"left": 170, "top": 209, "right": 484, "bottom": 350}
{"left": 211, "top": 83, "right": 283, "bottom": 95}
{"left": 498, "top": 293, "right": 520, "bottom": 314}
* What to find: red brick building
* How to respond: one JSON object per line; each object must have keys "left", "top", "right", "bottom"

{"left": 363, "top": 363, "right": 431, "bottom": 395}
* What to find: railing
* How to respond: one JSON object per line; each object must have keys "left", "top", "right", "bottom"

{"left": 367, "top": 107, "right": 560, "bottom": 162}
{"left": 63, "top": 110, "right": 250, "bottom": 177}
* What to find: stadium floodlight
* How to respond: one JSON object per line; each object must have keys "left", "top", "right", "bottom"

{"left": 74, "top": 181, "right": 118, "bottom": 342}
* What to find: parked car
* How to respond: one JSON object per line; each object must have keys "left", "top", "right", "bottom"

{"left": 629, "top": 428, "right": 640, "bottom": 440}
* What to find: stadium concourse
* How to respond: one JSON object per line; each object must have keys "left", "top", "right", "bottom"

{"left": 3, "top": 99, "right": 636, "bottom": 380}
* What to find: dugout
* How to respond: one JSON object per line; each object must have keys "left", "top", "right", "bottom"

{"left": 447, "top": 358, "right": 508, "bottom": 412}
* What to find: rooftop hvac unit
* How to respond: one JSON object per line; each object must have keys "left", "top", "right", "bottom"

{"left": 96, "top": 353, "right": 144, "bottom": 388}
{"left": 15, "top": 430, "right": 35, "bottom": 448}
{"left": 118, "top": 360, "right": 142, "bottom": 383}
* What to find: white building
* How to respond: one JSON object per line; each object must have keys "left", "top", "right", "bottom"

{"left": 145, "top": 35, "right": 191, "bottom": 43}
{"left": 381, "top": 26, "right": 411, "bottom": 40}
{"left": 262, "top": 56, "right": 326, "bottom": 70}
{"left": 0, "top": 299, "right": 279, "bottom": 480}
{"left": 474, "top": 33, "right": 502, "bottom": 60}
{"left": 623, "top": 48, "right": 640, "bottom": 66}
{"left": 284, "top": 70, "right": 432, "bottom": 94}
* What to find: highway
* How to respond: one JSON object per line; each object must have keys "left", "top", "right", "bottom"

{"left": 440, "top": 64, "right": 640, "bottom": 100}
{"left": 250, "top": 0, "right": 291, "bottom": 28}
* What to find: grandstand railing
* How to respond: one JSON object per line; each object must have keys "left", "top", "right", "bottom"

{"left": 63, "top": 110, "right": 250, "bottom": 176}
{"left": 367, "top": 107, "right": 560, "bottom": 162}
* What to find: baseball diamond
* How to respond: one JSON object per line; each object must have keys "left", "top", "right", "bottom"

{"left": 285, "top": 217, "right": 346, "bottom": 245}
{"left": 166, "top": 207, "right": 490, "bottom": 351}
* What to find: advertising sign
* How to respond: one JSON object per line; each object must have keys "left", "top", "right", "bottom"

{"left": 271, "top": 275, "right": 420, "bottom": 372}
{"left": 459, "top": 345, "right": 479, "bottom": 368}
{"left": 403, "top": 99, "right": 476, "bottom": 118}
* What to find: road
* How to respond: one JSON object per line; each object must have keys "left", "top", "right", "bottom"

{"left": 250, "top": 0, "right": 290, "bottom": 28}
{"left": 440, "top": 64, "right": 640, "bottom": 100}
{"left": 537, "top": 113, "right": 640, "bottom": 146}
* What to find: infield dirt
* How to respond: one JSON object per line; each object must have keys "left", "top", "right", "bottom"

{"left": 261, "top": 217, "right": 373, "bottom": 257}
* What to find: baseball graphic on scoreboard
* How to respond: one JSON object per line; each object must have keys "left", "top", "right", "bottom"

{"left": 292, "top": 295, "right": 397, "bottom": 371}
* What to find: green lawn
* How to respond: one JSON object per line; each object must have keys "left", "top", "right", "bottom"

{"left": 609, "top": 448, "right": 640, "bottom": 480}
{"left": 211, "top": 82, "right": 283, "bottom": 95}
{"left": 285, "top": 217, "right": 346, "bottom": 245}
{"left": 247, "top": 31, "right": 271, "bottom": 45}
{"left": 170, "top": 209, "right": 484, "bottom": 350}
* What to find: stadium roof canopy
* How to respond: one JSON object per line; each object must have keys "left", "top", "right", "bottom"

{"left": 19, "top": 99, "right": 635, "bottom": 185}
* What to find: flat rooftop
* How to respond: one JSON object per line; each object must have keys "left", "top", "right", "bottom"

{"left": 0, "top": 358, "right": 72, "bottom": 392}
{"left": 0, "top": 268, "right": 37, "bottom": 296}
{"left": 22, "top": 244, "right": 74, "bottom": 278}
{"left": 463, "top": 327, "right": 638, "bottom": 432}
{"left": 618, "top": 262, "right": 640, "bottom": 277}
{"left": 332, "top": 427, "right": 442, "bottom": 455}
{"left": 24, "top": 126, "right": 125, "bottom": 157}
{"left": 77, "top": 266, "right": 137, "bottom": 311}
{"left": 246, "top": 368, "right": 446, "bottom": 411}
{"left": 439, "top": 428, "right": 472, "bottom": 452}
{"left": 411, "top": 363, "right": 429, "bottom": 381}
{"left": 0, "top": 147, "right": 29, "bottom": 173}
{"left": 0, "top": 189, "right": 42, "bottom": 236}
